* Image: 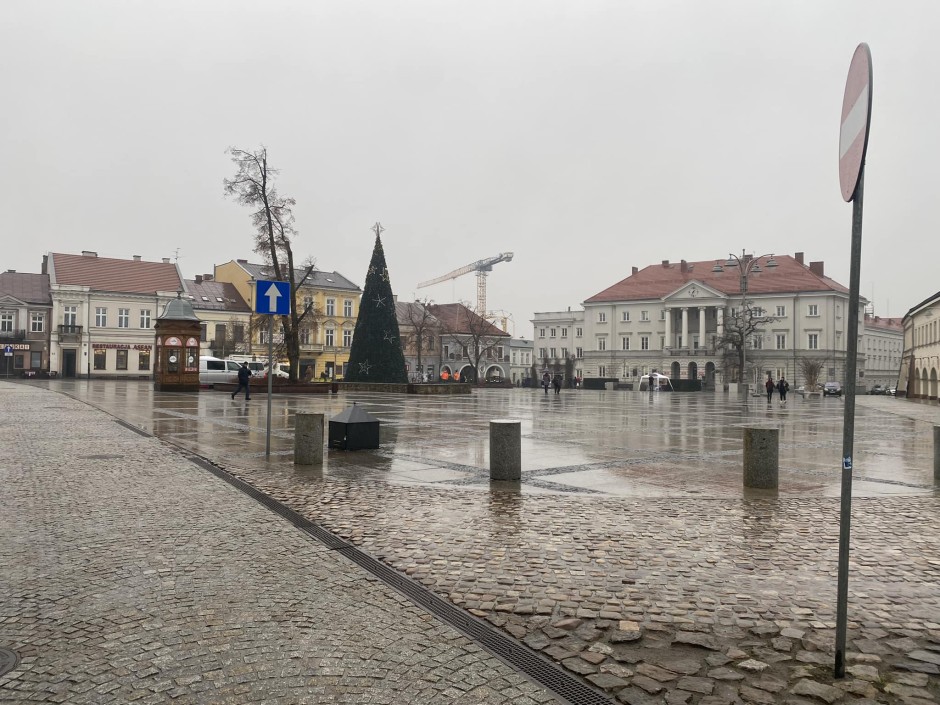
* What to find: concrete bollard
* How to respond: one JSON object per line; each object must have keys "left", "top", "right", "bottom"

{"left": 490, "top": 419, "right": 521, "bottom": 482}
{"left": 935, "top": 426, "right": 940, "bottom": 484}
{"left": 294, "top": 413, "right": 325, "bottom": 465}
{"left": 743, "top": 427, "right": 779, "bottom": 490}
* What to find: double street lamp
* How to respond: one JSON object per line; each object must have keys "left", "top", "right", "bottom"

{"left": 712, "top": 250, "right": 778, "bottom": 389}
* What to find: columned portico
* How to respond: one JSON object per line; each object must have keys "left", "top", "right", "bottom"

{"left": 717, "top": 307, "right": 724, "bottom": 338}
{"left": 664, "top": 308, "right": 672, "bottom": 350}
{"left": 681, "top": 308, "right": 689, "bottom": 350}
{"left": 699, "top": 307, "right": 706, "bottom": 350}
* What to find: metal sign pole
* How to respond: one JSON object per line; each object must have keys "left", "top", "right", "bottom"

{"left": 835, "top": 169, "right": 864, "bottom": 677}
{"left": 265, "top": 315, "right": 274, "bottom": 458}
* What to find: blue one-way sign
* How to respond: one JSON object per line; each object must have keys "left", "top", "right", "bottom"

{"left": 255, "top": 280, "right": 291, "bottom": 315}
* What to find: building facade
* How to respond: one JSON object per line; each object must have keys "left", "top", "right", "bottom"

{"left": 395, "top": 300, "right": 442, "bottom": 382}
{"left": 533, "top": 252, "right": 864, "bottom": 390}
{"left": 214, "top": 260, "right": 361, "bottom": 379}
{"left": 45, "top": 252, "right": 183, "bottom": 378}
{"left": 897, "top": 291, "right": 940, "bottom": 400}
{"left": 0, "top": 271, "right": 52, "bottom": 376}
{"left": 862, "top": 314, "right": 903, "bottom": 390}
{"left": 183, "top": 275, "right": 253, "bottom": 358}
{"left": 508, "top": 337, "right": 534, "bottom": 386}
{"left": 427, "top": 303, "right": 511, "bottom": 382}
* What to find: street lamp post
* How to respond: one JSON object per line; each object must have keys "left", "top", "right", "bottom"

{"left": 712, "top": 250, "right": 778, "bottom": 392}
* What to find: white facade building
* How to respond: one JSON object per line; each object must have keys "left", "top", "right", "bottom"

{"left": 533, "top": 253, "right": 864, "bottom": 390}
{"left": 898, "top": 291, "right": 940, "bottom": 400}
{"left": 862, "top": 314, "right": 903, "bottom": 390}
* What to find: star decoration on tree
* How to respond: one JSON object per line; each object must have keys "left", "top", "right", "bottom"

{"left": 381, "top": 268, "right": 390, "bottom": 281}
{"left": 373, "top": 295, "right": 386, "bottom": 307}
{"left": 368, "top": 265, "right": 376, "bottom": 276}
{"left": 383, "top": 330, "right": 397, "bottom": 344}
{"left": 359, "top": 360, "right": 372, "bottom": 375}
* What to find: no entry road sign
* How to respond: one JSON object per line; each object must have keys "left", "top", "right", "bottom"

{"left": 839, "top": 43, "right": 873, "bottom": 202}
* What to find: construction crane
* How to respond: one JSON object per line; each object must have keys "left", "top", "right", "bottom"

{"left": 417, "top": 252, "right": 514, "bottom": 315}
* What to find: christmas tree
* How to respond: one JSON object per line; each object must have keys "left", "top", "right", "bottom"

{"left": 344, "top": 223, "right": 408, "bottom": 383}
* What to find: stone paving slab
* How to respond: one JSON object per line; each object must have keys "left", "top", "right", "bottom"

{"left": 16, "top": 380, "right": 940, "bottom": 705}
{"left": 0, "top": 383, "right": 559, "bottom": 704}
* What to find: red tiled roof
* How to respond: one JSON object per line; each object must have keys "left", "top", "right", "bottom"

{"left": 50, "top": 253, "right": 183, "bottom": 295}
{"left": 426, "top": 303, "right": 510, "bottom": 337}
{"left": 864, "top": 315, "right": 903, "bottom": 332}
{"left": 584, "top": 255, "right": 849, "bottom": 303}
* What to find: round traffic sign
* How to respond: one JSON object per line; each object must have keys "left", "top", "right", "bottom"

{"left": 839, "top": 43, "right": 873, "bottom": 202}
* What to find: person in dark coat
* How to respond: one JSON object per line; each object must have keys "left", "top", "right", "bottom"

{"left": 777, "top": 376, "right": 789, "bottom": 404}
{"left": 552, "top": 375, "right": 562, "bottom": 394}
{"left": 541, "top": 372, "right": 551, "bottom": 394}
{"left": 765, "top": 376, "right": 775, "bottom": 404}
{"left": 232, "top": 362, "right": 252, "bottom": 400}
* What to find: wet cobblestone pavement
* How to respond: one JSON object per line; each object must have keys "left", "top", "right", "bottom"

{"left": 6, "top": 380, "right": 940, "bottom": 704}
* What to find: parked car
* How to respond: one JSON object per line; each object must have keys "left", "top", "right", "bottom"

{"left": 869, "top": 385, "right": 885, "bottom": 395}
{"left": 823, "top": 381, "right": 843, "bottom": 397}
{"left": 885, "top": 386, "right": 897, "bottom": 396}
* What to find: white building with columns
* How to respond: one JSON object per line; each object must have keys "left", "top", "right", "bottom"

{"left": 533, "top": 252, "right": 864, "bottom": 390}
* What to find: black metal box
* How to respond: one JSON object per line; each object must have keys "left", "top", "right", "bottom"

{"left": 328, "top": 403, "right": 380, "bottom": 450}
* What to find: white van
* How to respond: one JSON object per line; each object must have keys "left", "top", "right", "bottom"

{"left": 199, "top": 356, "right": 243, "bottom": 386}
{"left": 639, "top": 373, "right": 674, "bottom": 392}
{"left": 225, "top": 355, "right": 267, "bottom": 375}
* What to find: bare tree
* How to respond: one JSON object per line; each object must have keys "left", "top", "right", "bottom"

{"left": 400, "top": 298, "right": 439, "bottom": 380}
{"left": 799, "top": 356, "right": 825, "bottom": 392}
{"left": 715, "top": 302, "right": 776, "bottom": 383}
{"left": 431, "top": 303, "right": 509, "bottom": 384}
{"left": 223, "top": 146, "right": 318, "bottom": 381}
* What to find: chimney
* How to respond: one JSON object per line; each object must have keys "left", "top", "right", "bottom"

{"left": 6, "top": 269, "right": 15, "bottom": 274}
{"left": 809, "top": 261, "right": 825, "bottom": 277}
{"left": 236, "top": 258, "right": 248, "bottom": 264}
{"left": 42, "top": 255, "right": 48, "bottom": 274}
{"left": 661, "top": 260, "right": 670, "bottom": 268}
{"left": 203, "top": 273, "right": 213, "bottom": 281}
{"left": 680, "top": 260, "right": 688, "bottom": 273}
{"left": 162, "top": 257, "right": 170, "bottom": 264}
{"left": 133, "top": 255, "right": 141, "bottom": 262}
{"left": 195, "top": 275, "right": 203, "bottom": 284}
{"left": 82, "top": 250, "right": 97, "bottom": 257}
{"left": 632, "top": 266, "right": 638, "bottom": 275}
{"left": 795, "top": 252, "right": 804, "bottom": 265}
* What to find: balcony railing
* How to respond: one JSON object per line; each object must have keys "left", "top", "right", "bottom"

{"left": 57, "top": 324, "right": 83, "bottom": 338}
{"left": 0, "top": 329, "right": 26, "bottom": 339}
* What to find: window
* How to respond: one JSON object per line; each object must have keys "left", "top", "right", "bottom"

{"left": 550, "top": 347, "right": 557, "bottom": 358}
{"left": 138, "top": 349, "right": 151, "bottom": 371}
{"left": 539, "top": 328, "right": 546, "bottom": 338}
{"left": 93, "top": 349, "right": 107, "bottom": 370}
{"left": 95, "top": 307, "right": 107, "bottom": 327}
{"left": 641, "top": 310, "right": 649, "bottom": 321}
{"left": 539, "top": 347, "right": 547, "bottom": 358}
{"left": 808, "top": 333, "right": 819, "bottom": 350}
{"left": 0, "top": 312, "right": 13, "bottom": 332}
{"left": 30, "top": 313, "right": 44, "bottom": 333}
{"left": 599, "top": 366, "right": 606, "bottom": 377}
{"left": 561, "top": 347, "right": 568, "bottom": 358}
{"left": 775, "top": 334, "right": 787, "bottom": 350}
{"left": 140, "top": 309, "right": 151, "bottom": 328}
{"left": 299, "top": 328, "right": 310, "bottom": 345}
{"left": 303, "top": 296, "right": 313, "bottom": 313}
{"left": 576, "top": 327, "right": 583, "bottom": 337}
{"left": 344, "top": 299, "right": 353, "bottom": 317}
{"left": 808, "top": 304, "right": 819, "bottom": 317}
{"left": 64, "top": 306, "right": 77, "bottom": 327}
{"left": 215, "top": 324, "right": 226, "bottom": 344}
{"left": 116, "top": 349, "right": 128, "bottom": 370}
{"left": 326, "top": 298, "right": 335, "bottom": 316}
{"left": 550, "top": 328, "right": 556, "bottom": 338}
{"left": 233, "top": 324, "right": 244, "bottom": 343}
{"left": 118, "top": 308, "right": 130, "bottom": 328}
{"left": 776, "top": 305, "right": 786, "bottom": 317}
{"left": 31, "top": 351, "right": 42, "bottom": 368}
{"left": 597, "top": 337, "right": 606, "bottom": 351}
{"left": 575, "top": 347, "right": 583, "bottom": 358}
{"left": 751, "top": 336, "right": 763, "bottom": 349}
{"left": 641, "top": 336, "right": 650, "bottom": 350}
{"left": 343, "top": 329, "right": 352, "bottom": 347}
{"left": 325, "top": 328, "right": 335, "bottom": 346}
{"left": 621, "top": 337, "right": 631, "bottom": 350}
{"left": 598, "top": 312, "right": 607, "bottom": 323}
{"left": 561, "top": 327, "right": 568, "bottom": 337}
{"left": 622, "top": 311, "right": 630, "bottom": 322}
{"left": 259, "top": 328, "right": 269, "bottom": 344}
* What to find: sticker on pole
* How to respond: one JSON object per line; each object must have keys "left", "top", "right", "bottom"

{"left": 842, "top": 456, "right": 853, "bottom": 471}
{"left": 839, "top": 43, "right": 873, "bottom": 202}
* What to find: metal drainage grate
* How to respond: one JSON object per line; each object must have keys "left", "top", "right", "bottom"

{"left": 186, "top": 455, "right": 615, "bottom": 705}
{"left": 0, "top": 648, "right": 19, "bottom": 677}
{"left": 114, "top": 420, "right": 152, "bottom": 438}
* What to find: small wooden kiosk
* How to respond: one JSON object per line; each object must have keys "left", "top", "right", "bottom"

{"left": 154, "top": 294, "right": 202, "bottom": 392}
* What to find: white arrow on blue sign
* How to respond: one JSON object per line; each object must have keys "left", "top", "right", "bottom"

{"left": 255, "top": 280, "right": 291, "bottom": 315}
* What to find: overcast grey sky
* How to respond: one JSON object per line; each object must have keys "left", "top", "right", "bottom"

{"left": 2, "top": 1, "right": 936, "bottom": 333}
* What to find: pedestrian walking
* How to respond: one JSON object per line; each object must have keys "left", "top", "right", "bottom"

{"left": 765, "top": 375, "right": 775, "bottom": 404}
{"left": 541, "top": 372, "right": 551, "bottom": 394}
{"left": 777, "top": 376, "right": 789, "bottom": 404}
{"left": 232, "top": 362, "right": 252, "bottom": 401}
{"left": 552, "top": 375, "right": 562, "bottom": 394}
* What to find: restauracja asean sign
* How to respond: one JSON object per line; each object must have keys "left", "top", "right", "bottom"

{"left": 91, "top": 344, "right": 153, "bottom": 350}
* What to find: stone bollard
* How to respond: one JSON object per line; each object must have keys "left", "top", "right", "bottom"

{"left": 490, "top": 419, "right": 521, "bottom": 482}
{"left": 294, "top": 413, "right": 325, "bottom": 465}
{"left": 743, "top": 427, "right": 779, "bottom": 490}
{"left": 935, "top": 426, "right": 940, "bottom": 484}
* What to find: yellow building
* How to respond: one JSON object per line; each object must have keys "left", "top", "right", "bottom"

{"left": 213, "top": 259, "right": 362, "bottom": 379}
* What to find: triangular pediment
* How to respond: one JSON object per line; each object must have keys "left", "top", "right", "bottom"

{"left": 0, "top": 294, "right": 27, "bottom": 308}
{"left": 662, "top": 280, "right": 726, "bottom": 303}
